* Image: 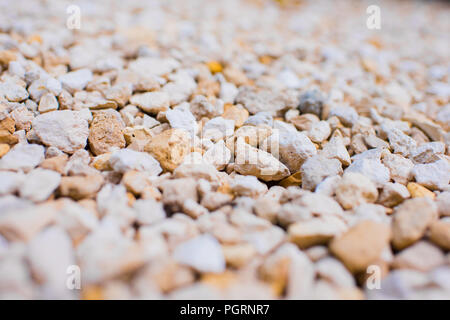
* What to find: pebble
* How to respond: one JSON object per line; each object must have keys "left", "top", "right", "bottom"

{"left": 173, "top": 234, "right": 226, "bottom": 273}
{"left": 32, "top": 110, "right": 89, "bottom": 154}
{"left": 88, "top": 110, "right": 126, "bottom": 155}
{"left": 0, "top": 143, "right": 44, "bottom": 172}
{"left": 428, "top": 220, "right": 450, "bottom": 250}
{"left": 329, "top": 221, "right": 391, "bottom": 273}
{"left": 58, "top": 69, "right": 93, "bottom": 93}
{"left": 202, "top": 117, "right": 235, "bottom": 142}
{"left": 165, "top": 104, "right": 198, "bottom": 136}
{"left": 145, "top": 128, "right": 191, "bottom": 172}
{"left": 19, "top": 168, "right": 61, "bottom": 202}
{"left": 392, "top": 241, "right": 445, "bottom": 272}
{"left": 411, "top": 159, "right": 450, "bottom": 190}
{"left": 301, "top": 155, "right": 342, "bottom": 191}
{"left": 392, "top": 198, "right": 438, "bottom": 250}
{"left": 234, "top": 140, "right": 290, "bottom": 182}
{"left": 263, "top": 131, "right": 316, "bottom": 173}
{"left": 297, "top": 89, "right": 324, "bottom": 116}
{"left": 335, "top": 172, "right": 378, "bottom": 209}
{"left": 109, "top": 149, "right": 162, "bottom": 175}
{"left": 130, "top": 92, "right": 170, "bottom": 114}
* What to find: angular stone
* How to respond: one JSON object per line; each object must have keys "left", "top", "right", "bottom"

{"left": 33, "top": 110, "right": 89, "bottom": 154}
{"left": 329, "top": 221, "right": 391, "bottom": 273}
{"left": 145, "top": 128, "right": 191, "bottom": 172}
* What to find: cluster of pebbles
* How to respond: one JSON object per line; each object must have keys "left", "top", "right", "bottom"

{"left": 0, "top": 0, "right": 449, "bottom": 299}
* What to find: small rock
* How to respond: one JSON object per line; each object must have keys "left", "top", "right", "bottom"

{"left": 244, "top": 112, "right": 273, "bottom": 127}
{"left": 0, "top": 143, "right": 44, "bottom": 172}
{"left": 301, "top": 155, "right": 342, "bottom": 191}
{"left": 203, "top": 140, "right": 231, "bottom": 170}
{"left": 328, "top": 106, "right": 358, "bottom": 126}
{"left": 19, "top": 168, "right": 61, "bottom": 202}
{"left": 130, "top": 91, "right": 170, "bottom": 114}
{"left": 58, "top": 69, "right": 93, "bottom": 93}
{"left": 387, "top": 128, "right": 417, "bottom": 157}
{"left": 0, "top": 143, "right": 10, "bottom": 158}
{"left": 165, "top": 104, "right": 198, "bottom": 136}
{"left": 145, "top": 128, "right": 191, "bottom": 172}
{"left": 346, "top": 158, "right": 390, "bottom": 187}
{"left": 173, "top": 234, "right": 226, "bottom": 273}
{"left": 392, "top": 198, "right": 438, "bottom": 250}
{"left": 33, "top": 110, "right": 89, "bottom": 154}
{"left": 222, "top": 104, "right": 248, "bottom": 128}
{"left": 329, "top": 221, "right": 391, "bottom": 273}
{"left": 288, "top": 216, "right": 347, "bottom": 249}
{"left": 202, "top": 117, "right": 235, "bottom": 142}
{"left": 0, "top": 171, "right": 24, "bottom": 195}
{"left": 38, "top": 92, "right": 59, "bottom": 113}
{"left": 382, "top": 153, "right": 414, "bottom": 185}
{"left": 59, "top": 174, "right": 104, "bottom": 200}
{"left": 298, "top": 89, "right": 324, "bottom": 116}
{"left": 263, "top": 131, "right": 316, "bottom": 173}
{"left": 407, "top": 182, "right": 435, "bottom": 199}
{"left": 335, "top": 172, "right": 378, "bottom": 209}
{"left": 231, "top": 174, "right": 268, "bottom": 197}
{"left": 307, "top": 121, "right": 331, "bottom": 143}
{"left": 392, "top": 241, "right": 444, "bottom": 272}
{"left": 88, "top": 110, "right": 126, "bottom": 155}
{"left": 234, "top": 140, "right": 290, "bottom": 182}
{"left": 412, "top": 159, "right": 450, "bottom": 190}
{"left": 320, "top": 135, "right": 351, "bottom": 166}
{"left": 109, "top": 149, "right": 162, "bottom": 175}
{"left": 378, "top": 182, "right": 410, "bottom": 207}
{"left": 428, "top": 220, "right": 450, "bottom": 250}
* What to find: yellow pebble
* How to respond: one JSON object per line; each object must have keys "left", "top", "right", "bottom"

{"left": 407, "top": 182, "right": 435, "bottom": 200}
{"left": 206, "top": 61, "right": 223, "bottom": 74}
{"left": 279, "top": 172, "right": 302, "bottom": 188}
{"left": 201, "top": 271, "right": 236, "bottom": 290}
{"left": 81, "top": 285, "right": 103, "bottom": 300}
{"left": 0, "top": 144, "right": 10, "bottom": 158}
{"left": 27, "top": 34, "right": 43, "bottom": 44}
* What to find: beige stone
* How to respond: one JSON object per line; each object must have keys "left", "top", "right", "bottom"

{"left": 88, "top": 111, "right": 126, "bottom": 155}
{"left": 145, "top": 128, "right": 191, "bottom": 172}
{"left": 335, "top": 172, "right": 378, "bottom": 209}
{"left": 329, "top": 221, "right": 391, "bottom": 274}
{"left": 392, "top": 198, "right": 437, "bottom": 250}
{"left": 59, "top": 174, "right": 104, "bottom": 200}
{"left": 428, "top": 220, "right": 450, "bottom": 250}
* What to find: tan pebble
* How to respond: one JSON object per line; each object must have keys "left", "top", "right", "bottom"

{"left": 329, "top": 221, "right": 391, "bottom": 274}
{"left": 392, "top": 197, "right": 437, "bottom": 250}
{"left": 88, "top": 111, "right": 126, "bottom": 156}
{"left": 141, "top": 185, "right": 162, "bottom": 201}
{"left": 126, "top": 192, "right": 136, "bottom": 206}
{"left": 222, "top": 104, "right": 249, "bottom": 128}
{"left": 201, "top": 271, "right": 237, "bottom": 289}
{"left": 144, "top": 128, "right": 191, "bottom": 172}
{"left": 279, "top": 172, "right": 302, "bottom": 188}
{"left": 407, "top": 182, "right": 435, "bottom": 200}
{"left": 81, "top": 285, "right": 103, "bottom": 300}
{"left": 0, "top": 129, "right": 19, "bottom": 145}
{"left": 428, "top": 220, "right": 450, "bottom": 250}
{"left": 0, "top": 50, "right": 17, "bottom": 65}
{"left": 0, "top": 117, "right": 15, "bottom": 133}
{"left": 92, "top": 153, "right": 112, "bottom": 171}
{"left": 59, "top": 175, "right": 104, "bottom": 200}
{"left": 222, "top": 243, "right": 256, "bottom": 268}
{"left": 0, "top": 143, "right": 10, "bottom": 158}
{"left": 206, "top": 61, "right": 223, "bottom": 74}
{"left": 39, "top": 154, "right": 69, "bottom": 174}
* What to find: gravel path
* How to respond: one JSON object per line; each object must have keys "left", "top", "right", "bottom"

{"left": 0, "top": 0, "right": 449, "bottom": 299}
